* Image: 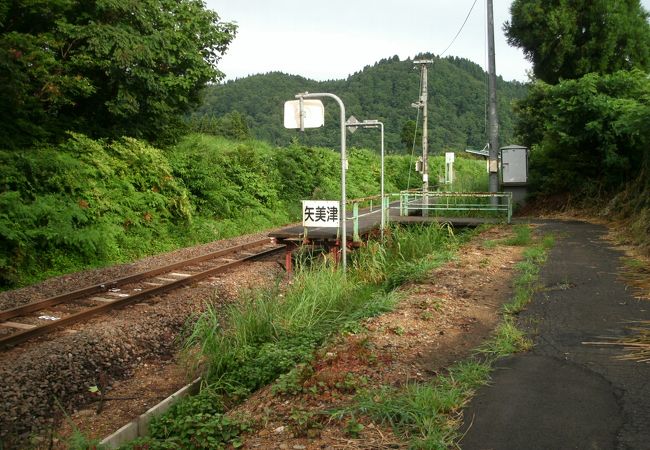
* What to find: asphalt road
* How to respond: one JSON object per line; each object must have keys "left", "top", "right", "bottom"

{"left": 460, "top": 220, "right": 650, "bottom": 450}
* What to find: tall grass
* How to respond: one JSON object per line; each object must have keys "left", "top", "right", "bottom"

{"left": 342, "top": 360, "right": 492, "bottom": 449}
{"left": 183, "top": 224, "right": 457, "bottom": 399}
{"left": 132, "top": 226, "right": 467, "bottom": 448}
{"left": 338, "top": 225, "right": 554, "bottom": 449}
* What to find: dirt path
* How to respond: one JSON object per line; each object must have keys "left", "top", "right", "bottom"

{"left": 460, "top": 220, "right": 650, "bottom": 450}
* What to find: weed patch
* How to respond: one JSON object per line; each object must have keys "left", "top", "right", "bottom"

{"left": 337, "top": 225, "right": 553, "bottom": 449}
{"left": 128, "top": 224, "right": 458, "bottom": 448}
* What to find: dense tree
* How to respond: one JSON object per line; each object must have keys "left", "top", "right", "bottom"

{"left": 0, "top": 0, "right": 236, "bottom": 147}
{"left": 515, "top": 70, "right": 650, "bottom": 195}
{"left": 505, "top": 0, "right": 650, "bottom": 84}
{"left": 400, "top": 120, "right": 421, "bottom": 152}
{"left": 188, "top": 111, "right": 250, "bottom": 140}
{"left": 195, "top": 55, "right": 528, "bottom": 154}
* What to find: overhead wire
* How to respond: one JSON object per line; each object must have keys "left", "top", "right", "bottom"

{"left": 439, "top": 0, "right": 480, "bottom": 58}
{"left": 408, "top": 0, "right": 482, "bottom": 186}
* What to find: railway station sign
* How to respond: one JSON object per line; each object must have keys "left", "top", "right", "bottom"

{"left": 302, "top": 200, "right": 340, "bottom": 227}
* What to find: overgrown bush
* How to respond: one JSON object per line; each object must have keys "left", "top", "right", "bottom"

{"left": 1, "top": 132, "right": 486, "bottom": 288}
{"left": 0, "top": 134, "right": 191, "bottom": 287}
{"left": 515, "top": 70, "right": 650, "bottom": 198}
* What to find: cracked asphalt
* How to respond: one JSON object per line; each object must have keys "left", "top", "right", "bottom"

{"left": 460, "top": 220, "right": 650, "bottom": 450}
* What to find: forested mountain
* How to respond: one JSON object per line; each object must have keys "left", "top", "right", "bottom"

{"left": 193, "top": 54, "right": 528, "bottom": 153}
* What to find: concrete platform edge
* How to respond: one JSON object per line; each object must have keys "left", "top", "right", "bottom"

{"left": 99, "top": 377, "right": 201, "bottom": 448}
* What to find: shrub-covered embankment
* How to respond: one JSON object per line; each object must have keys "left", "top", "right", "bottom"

{"left": 0, "top": 132, "right": 487, "bottom": 289}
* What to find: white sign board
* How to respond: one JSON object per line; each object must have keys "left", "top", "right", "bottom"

{"left": 445, "top": 152, "right": 455, "bottom": 164}
{"left": 284, "top": 100, "right": 325, "bottom": 129}
{"left": 302, "top": 200, "right": 340, "bottom": 228}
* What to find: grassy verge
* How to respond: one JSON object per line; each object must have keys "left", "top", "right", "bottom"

{"left": 335, "top": 225, "right": 554, "bottom": 449}
{"left": 65, "top": 225, "right": 552, "bottom": 450}
{"left": 114, "top": 224, "right": 460, "bottom": 449}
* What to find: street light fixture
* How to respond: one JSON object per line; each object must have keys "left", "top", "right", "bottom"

{"left": 285, "top": 92, "right": 349, "bottom": 272}
{"left": 347, "top": 118, "right": 386, "bottom": 240}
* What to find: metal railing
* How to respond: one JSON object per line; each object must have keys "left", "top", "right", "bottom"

{"left": 396, "top": 191, "right": 512, "bottom": 223}
{"left": 333, "top": 191, "right": 511, "bottom": 244}
{"left": 346, "top": 194, "right": 390, "bottom": 242}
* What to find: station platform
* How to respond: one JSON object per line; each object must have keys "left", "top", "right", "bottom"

{"left": 268, "top": 192, "right": 512, "bottom": 273}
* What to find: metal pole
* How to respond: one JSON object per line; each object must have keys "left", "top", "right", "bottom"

{"left": 422, "top": 64, "right": 429, "bottom": 204}
{"left": 379, "top": 122, "right": 385, "bottom": 240}
{"left": 296, "top": 92, "right": 347, "bottom": 272}
{"left": 414, "top": 60, "right": 432, "bottom": 216}
{"left": 487, "top": 0, "right": 500, "bottom": 196}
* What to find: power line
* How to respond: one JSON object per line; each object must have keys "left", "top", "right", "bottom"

{"left": 439, "top": 0, "right": 479, "bottom": 57}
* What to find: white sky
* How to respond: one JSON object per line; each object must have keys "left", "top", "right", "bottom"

{"left": 205, "top": 0, "right": 650, "bottom": 83}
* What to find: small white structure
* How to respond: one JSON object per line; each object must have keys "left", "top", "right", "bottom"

{"left": 283, "top": 99, "right": 325, "bottom": 129}
{"left": 445, "top": 152, "right": 455, "bottom": 184}
{"left": 499, "top": 145, "right": 529, "bottom": 206}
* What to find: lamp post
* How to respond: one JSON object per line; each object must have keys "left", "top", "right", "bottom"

{"left": 349, "top": 119, "right": 385, "bottom": 240}
{"left": 294, "top": 92, "right": 348, "bottom": 272}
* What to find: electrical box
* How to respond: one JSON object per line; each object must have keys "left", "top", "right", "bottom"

{"left": 500, "top": 145, "right": 528, "bottom": 185}
{"left": 500, "top": 145, "right": 529, "bottom": 207}
{"left": 415, "top": 157, "right": 423, "bottom": 173}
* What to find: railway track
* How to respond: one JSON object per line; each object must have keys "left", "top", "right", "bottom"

{"left": 0, "top": 238, "right": 284, "bottom": 350}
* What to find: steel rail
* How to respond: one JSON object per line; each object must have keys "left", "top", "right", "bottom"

{"left": 0, "top": 243, "right": 284, "bottom": 350}
{"left": 0, "top": 238, "right": 272, "bottom": 322}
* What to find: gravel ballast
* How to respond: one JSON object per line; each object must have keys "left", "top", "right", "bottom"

{"left": 0, "top": 230, "right": 284, "bottom": 447}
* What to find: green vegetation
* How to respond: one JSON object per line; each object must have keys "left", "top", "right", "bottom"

{"left": 341, "top": 361, "right": 492, "bottom": 449}
{"left": 0, "top": 0, "right": 236, "bottom": 147}
{"left": 193, "top": 54, "right": 528, "bottom": 153}
{"left": 507, "top": 1, "right": 650, "bottom": 251}
{"left": 124, "top": 225, "right": 551, "bottom": 450}
{"left": 0, "top": 134, "right": 194, "bottom": 287}
{"left": 504, "top": 234, "right": 554, "bottom": 315}
{"left": 183, "top": 224, "right": 456, "bottom": 397}
{"left": 516, "top": 70, "right": 650, "bottom": 197}
{"left": 336, "top": 225, "right": 552, "bottom": 449}
{"left": 503, "top": 224, "right": 533, "bottom": 246}
{"left": 125, "top": 389, "right": 249, "bottom": 449}
{"left": 122, "top": 223, "right": 459, "bottom": 449}
{"left": 506, "top": 0, "right": 650, "bottom": 84}
{"left": 0, "top": 132, "right": 487, "bottom": 289}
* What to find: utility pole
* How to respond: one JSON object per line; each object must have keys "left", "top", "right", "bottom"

{"left": 413, "top": 59, "right": 433, "bottom": 215}
{"left": 487, "top": 0, "right": 499, "bottom": 195}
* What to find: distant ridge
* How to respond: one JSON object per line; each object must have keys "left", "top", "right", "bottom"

{"left": 194, "top": 53, "right": 527, "bottom": 153}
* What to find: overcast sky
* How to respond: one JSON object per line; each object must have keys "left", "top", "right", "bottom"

{"left": 205, "top": 0, "right": 650, "bottom": 83}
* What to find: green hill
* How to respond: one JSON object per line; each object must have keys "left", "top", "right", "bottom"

{"left": 193, "top": 54, "right": 528, "bottom": 153}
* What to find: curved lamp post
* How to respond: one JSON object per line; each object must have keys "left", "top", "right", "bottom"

{"left": 348, "top": 119, "right": 385, "bottom": 240}
{"left": 286, "top": 92, "right": 348, "bottom": 272}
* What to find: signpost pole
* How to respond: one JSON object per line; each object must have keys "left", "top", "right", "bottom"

{"left": 379, "top": 121, "right": 385, "bottom": 240}
{"left": 295, "top": 93, "right": 347, "bottom": 272}
{"left": 348, "top": 119, "right": 386, "bottom": 240}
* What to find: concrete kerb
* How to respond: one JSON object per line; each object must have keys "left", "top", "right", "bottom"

{"left": 99, "top": 377, "right": 201, "bottom": 448}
